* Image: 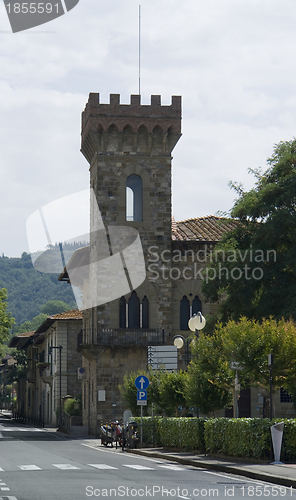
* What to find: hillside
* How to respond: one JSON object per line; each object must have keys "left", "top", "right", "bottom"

{"left": 0, "top": 252, "right": 76, "bottom": 325}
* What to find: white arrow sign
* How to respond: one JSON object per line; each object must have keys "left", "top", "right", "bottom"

{"left": 135, "top": 375, "right": 149, "bottom": 390}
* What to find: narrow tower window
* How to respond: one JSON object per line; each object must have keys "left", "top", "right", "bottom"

{"left": 126, "top": 174, "right": 143, "bottom": 222}
{"left": 180, "top": 295, "right": 190, "bottom": 330}
{"left": 142, "top": 296, "right": 149, "bottom": 328}
{"left": 119, "top": 296, "right": 126, "bottom": 329}
{"left": 128, "top": 291, "right": 140, "bottom": 328}
{"left": 192, "top": 295, "right": 202, "bottom": 315}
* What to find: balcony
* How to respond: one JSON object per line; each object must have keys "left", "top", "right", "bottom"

{"left": 77, "top": 328, "right": 165, "bottom": 348}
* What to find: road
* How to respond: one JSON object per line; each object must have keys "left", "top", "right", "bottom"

{"left": 0, "top": 415, "right": 295, "bottom": 500}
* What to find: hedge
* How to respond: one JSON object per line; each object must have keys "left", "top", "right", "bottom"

{"left": 205, "top": 418, "right": 296, "bottom": 460}
{"left": 134, "top": 417, "right": 207, "bottom": 451}
{"left": 134, "top": 417, "right": 296, "bottom": 460}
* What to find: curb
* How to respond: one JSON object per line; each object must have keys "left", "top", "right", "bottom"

{"left": 126, "top": 449, "right": 296, "bottom": 489}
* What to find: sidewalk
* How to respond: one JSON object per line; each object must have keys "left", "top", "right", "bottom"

{"left": 127, "top": 447, "right": 296, "bottom": 489}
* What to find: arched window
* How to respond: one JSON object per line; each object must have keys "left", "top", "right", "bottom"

{"left": 107, "top": 124, "right": 119, "bottom": 151}
{"left": 126, "top": 174, "right": 143, "bottom": 222}
{"left": 152, "top": 125, "right": 163, "bottom": 153}
{"left": 122, "top": 124, "right": 134, "bottom": 152}
{"left": 119, "top": 293, "right": 149, "bottom": 328}
{"left": 142, "top": 296, "right": 149, "bottom": 328}
{"left": 180, "top": 295, "right": 190, "bottom": 330}
{"left": 119, "top": 296, "right": 126, "bottom": 328}
{"left": 128, "top": 291, "right": 140, "bottom": 328}
{"left": 192, "top": 295, "right": 202, "bottom": 315}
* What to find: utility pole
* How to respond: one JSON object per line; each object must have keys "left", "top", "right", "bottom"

{"left": 49, "top": 345, "right": 63, "bottom": 424}
{"left": 268, "top": 354, "right": 273, "bottom": 420}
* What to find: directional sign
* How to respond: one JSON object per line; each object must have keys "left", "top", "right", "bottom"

{"left": 137, "top": 390, "right": 147, "bottom": 406}
{"left": 135, "top": 375, "right": 149, "bottom": 391}
{"left": 230, "top": 362, "right": 242, "bottom": 370}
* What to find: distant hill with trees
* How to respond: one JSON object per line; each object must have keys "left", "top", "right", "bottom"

{"left": 0, "top": 252, "right": 76, "bottom": 325}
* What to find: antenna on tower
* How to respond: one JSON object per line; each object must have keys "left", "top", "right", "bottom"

{"left": 138, "top": 4, "right": 141, "bottom": 96}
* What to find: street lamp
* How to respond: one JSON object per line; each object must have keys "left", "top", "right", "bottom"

{"left": 268, "top": 354, "right": 273, "bottom": 420}
{"left": 188, "top": 312, "right": 206, "bottom": 332}
{"left": 173, "top": 312, "right": 206, "bottom": 366}
{"left": 173, "top": 335, "right": 189, "bottom": 365}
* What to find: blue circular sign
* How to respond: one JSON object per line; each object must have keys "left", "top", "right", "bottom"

{"left": 135, "top": 375, "right": 149, "bottom": 390}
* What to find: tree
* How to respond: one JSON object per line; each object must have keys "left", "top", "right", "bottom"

{"left": 13, "top": 300, "right": 72, "bottom": 335}
{"left": 39, "top": 300, "right": 72, "bottom": 316}
{"left": 187, "top": 317, "right": 296, "bottom": 412}
{"left": 119, "top": 368, "right": 189, "bottom": 417}
{"left": 0, "top": 286, "right": 14, "bottom": 356}
{"left": 187, "top": 333, "right": 233, "bottom": 415}
{"left": 13, "top": 313, "right": 48, "bottom": 335}
{"left": 203, "top": 139, "right": 296, "bottom": 322}
{"left": 156, "top": 370, "right": 188, "bottom": 416}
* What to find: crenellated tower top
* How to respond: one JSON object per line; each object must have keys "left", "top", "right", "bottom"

{"left": 81, "top": 93, "right": 182, "bottom": 163}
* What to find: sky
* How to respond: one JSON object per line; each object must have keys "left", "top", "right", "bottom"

{"left": 1, "top": 0, "right": 296, "bottom": 257}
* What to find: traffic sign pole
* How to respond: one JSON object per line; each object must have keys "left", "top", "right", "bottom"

{"left": 135, "top": 376, "right": 149, "bottom": 446}
{"left": 141, "top": 404, "right": 143, "bottom": 445}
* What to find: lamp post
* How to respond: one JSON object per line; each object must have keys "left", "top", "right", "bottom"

{"left": 188, "top": 312, "right": 206, "bottom": 335}
{"left": 268, "top": 354, "right": 273, "bottom": 420}
{"left": 173, "top": 335, "right": 189, "bottom": 365}
{"left": 173, "top": 312, "right": 206, "bottom": 366}
{"left": 49, "top": 345, "right": 63, "bottom": 424}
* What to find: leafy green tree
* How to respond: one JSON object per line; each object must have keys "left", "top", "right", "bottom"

{"left": 0, "top": 252, "right": 76, "bottom": 325}
{"left": 187, "top": 317, "right": 296, "bottom": 413}
{"left": 187, "top": 333, "right": 233, "bottom": 415}
{"left": 203, "top": 139, "right": 296, "bottom": 322}
{"left": 6, "top": 349, "right": 27, "bottom": 383}
{"left": 40, "top": 300, "right": 72, "bottom": 316}
{"left": 119, "top": 368, "right": 189, "bottom": 417}
{"left": 157, "top": 370, "right": 188, "bottom": 416}
{"left": 13, "top": 313, "right": 48, "bottom": 335}
{"left": 119, "top": 369, "right": 146, "bottom": 416}
{"left": 215, "top": 317, "right": 296, "bottom": 397}
{"left": 0, "top": 286, "right": 14, "bottom": 356}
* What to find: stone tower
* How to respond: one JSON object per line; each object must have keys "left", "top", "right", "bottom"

{"left": 79, "top": 93, "right": 182, "bottom": 431}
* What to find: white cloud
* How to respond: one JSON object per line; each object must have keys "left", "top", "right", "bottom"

{"left": 1, "top": 0, "right": 296, "bottom": 256}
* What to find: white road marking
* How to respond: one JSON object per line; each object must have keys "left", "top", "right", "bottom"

{"left": 18, "top": 465, "right": 41, "bottom": 471}
{"left": 158, "top": 464, "right": 185, "bottom": 471}
{"left": 53, "top": 464, "right": 80, "bottom": 470}
{"left": 88, "top": 464, "right": 118, "bottom": 470}
{"left": 123, "top": 464, "right": 154, "bottom": 470}
{"left": 0, "top": 487, "right": 10, "bottom": 491}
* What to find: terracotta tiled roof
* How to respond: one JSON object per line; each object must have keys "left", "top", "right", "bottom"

{"left": 172, "top": 215, "right": 238, "bottom": 242}
{"left": 48, "top": 309, "right": 83, "bottom": 320}
{"left": 9, "top": 331, "right": 35, "bottom": 348}
{"left": 13, "top": 331, "right": 35, "bottom": 338}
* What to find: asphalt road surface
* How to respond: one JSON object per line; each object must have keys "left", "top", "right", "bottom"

{"left": 0, "top": 416, "right": 295, "bottom": 500}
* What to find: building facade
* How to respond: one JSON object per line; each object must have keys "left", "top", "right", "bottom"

{"left": 76, "top": 94, "right": 237, "bottom": 434}
{"left": 10, "top": 310, "right": 83, "bottom": 426}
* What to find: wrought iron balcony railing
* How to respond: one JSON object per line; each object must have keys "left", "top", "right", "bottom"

{"left": 77, "top": 328, "right": 165, "bottom": 348}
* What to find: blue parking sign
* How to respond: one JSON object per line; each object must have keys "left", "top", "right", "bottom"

{"left": 137, "top": 390, "right": 147, "bottom": 401}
